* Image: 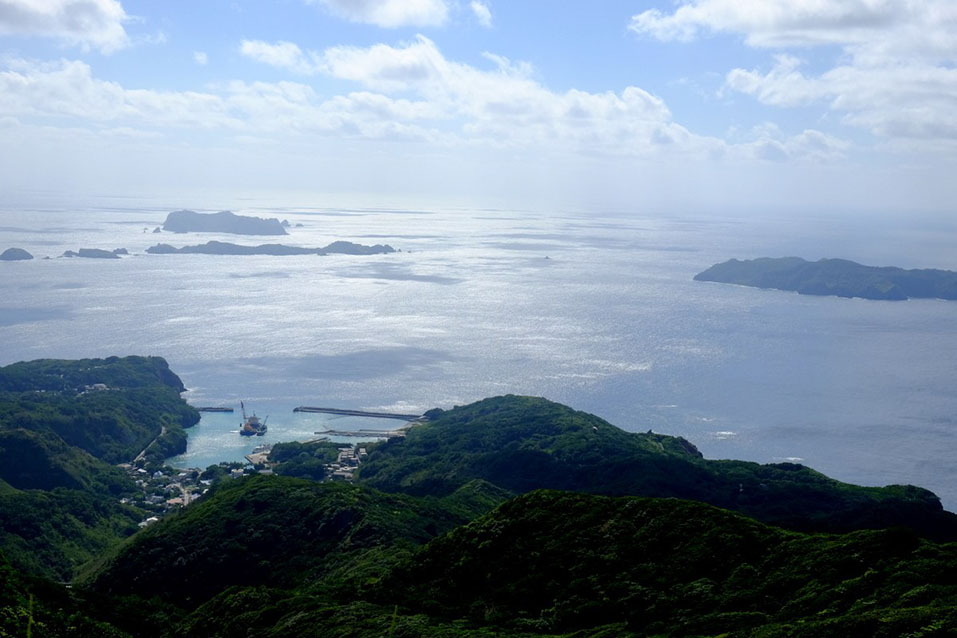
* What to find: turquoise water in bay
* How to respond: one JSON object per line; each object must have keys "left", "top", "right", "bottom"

{"left": 166, "top": 408, "right": 401, "bottom": 469}
{"left": 1, "top": 203, "right": 955, "bottom": 507}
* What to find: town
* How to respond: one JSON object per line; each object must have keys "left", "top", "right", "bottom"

{"left": 118, "top": 440, "right": 377, "bottom": 528}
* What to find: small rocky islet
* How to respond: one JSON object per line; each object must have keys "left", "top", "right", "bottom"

{"left": 0, "top": 247, "right": 33, "bottom": 260}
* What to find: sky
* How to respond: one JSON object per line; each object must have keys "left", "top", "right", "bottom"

{"left": 0, "top": 0, "right": 955, "bottom": 213}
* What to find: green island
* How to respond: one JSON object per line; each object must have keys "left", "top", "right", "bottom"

{"left": 694, "top": 256, "right": 957, "bottom": 301}
{"left": 1, "top": 358, "right": 955, "bottom": 637}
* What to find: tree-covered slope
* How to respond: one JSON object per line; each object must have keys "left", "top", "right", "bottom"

{"left": 0, "top": 552, "right": 131, "bottom": 637}
{"left": 358, "top": 395, "right": 957, "bottom": 538}
{"left": 0, "top": 356, "right": 189, "bottom": 394}
{"left": 694, "top": 256, "right": 957, "bottom": 300}
{"left": 84, "top": 475, "right": 511, "bottom": 610}
{"left": 0, "top": 485, "right": 142, "bottom": 582}
{"left": 379, "top": 490, "right": 957, "bottom": 637}
{"left": 107, "top": 488, "right": 957, "bottom": 638}
{"left": 0, "top": 357, "right": 199, "bottom": 580}
{"left": 0, "top": 356, "right": 199, "bottom": 464}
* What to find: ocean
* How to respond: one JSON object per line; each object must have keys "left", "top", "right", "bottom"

{"left": 1, "top": 202, "right": 955, "bottom": 509}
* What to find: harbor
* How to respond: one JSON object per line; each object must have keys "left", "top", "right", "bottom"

{"left": 168, "top": 402, "right": 418, "bottom": 470}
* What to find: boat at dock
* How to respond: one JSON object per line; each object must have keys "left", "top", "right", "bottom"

{"left": 239, "top": 401, "right": 268, "bottom": 436}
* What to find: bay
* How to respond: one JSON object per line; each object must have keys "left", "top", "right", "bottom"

{"left": 1, "top": 203, "right": 955, "bottom": 508}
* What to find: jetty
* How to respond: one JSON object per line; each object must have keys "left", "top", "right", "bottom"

{"left": 313, "top": 428, "right": 407, "bottom": 438}
{"left": 293, "top": 406, "right": 423, "bottom": 421}
{"left": 196, "top": 406, "right": 234, "bottom": 412}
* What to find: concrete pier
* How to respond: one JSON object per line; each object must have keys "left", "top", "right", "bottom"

{"left": 293, "top": 406, "right": 422, "bottom": 421}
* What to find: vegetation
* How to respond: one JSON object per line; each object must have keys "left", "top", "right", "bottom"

{"left": 380, "top": 490, "right": 957, "bottom": 636}
{"left": 0, "top": 356, "right": 189, "bottom": 394}
{"left": 0, "top": 357, "right": 197, "bottom": 580}
{"left": 79, "top": 480, "right": 957, "bottom": 638}
{"left": 694, "top": 256, "right": 957, "bottom": 301}
{"left": 2, "top": 360, "right": 956, "bottom": 637}
{"left": 268, "top": 439, "right": 350, "bottom": 480}
{"left": 358, "top": 395, "right": 957, "bottom": 538}
{"left": 0, "top": 552, "right": 131, "bottom": 637}
{"left": 83, "top": 476, "right": 507, "bottom": 609}
{"left": 0, "top": 356, "right": 198, "bottom": 464}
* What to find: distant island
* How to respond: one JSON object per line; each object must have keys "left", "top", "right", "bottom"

{"left": 0, "top": 247, "right": 33, "bottom": 260}
{"left": 162, "top": 209, "right": 288, "bottom": 235}
{"left": 61, "top": 248, "right": 127, "bottom": 259}
{"left": 695, "top": 256, "right": 957, "bottom": 301}
{"left": 146, "top": 240, "right": 395, "bottom": 256}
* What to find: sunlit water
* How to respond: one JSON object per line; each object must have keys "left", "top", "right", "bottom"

{"left": 1, "top": 202, "right": 955, "bottom": 508}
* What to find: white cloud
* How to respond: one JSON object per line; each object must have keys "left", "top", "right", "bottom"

{"left": 2, "top": 37, "right": 850, "bottom": 165}
{"left": 193, "top": 51, "right": 208, "bottom": 66}
{"left": 0, "top": 0, "right": 129, "bottom": 53}
{"left": 240, "top": 40, "right": 319, "bottom": 75}
{"left": 310, "top": 0, "right": 449, "bottom": 28}
{"left": 470, "top": 1, "right": 492, "bottom": 28}
{"left": 724, "top": 54, "right": 825, "bottom": 106}
{"left": 632, "top": 0, "right": 957, "bottom": 147}
{"left": 629, "top": 0, "right": 911, "bottom": 47}
{"left": 0, "top": 57, "right": 444, "bottom": 141}
{"left": 241, "top": 35, "right": 709, "bottom": 155}
{"left": 731, "top": 123, "right": 849, "bottom": 162}
{"left": 0, "top": 58, "right": 240, "bottom": 128}
{"left": 725, "top": 55, "right": 957, "bottom": 141}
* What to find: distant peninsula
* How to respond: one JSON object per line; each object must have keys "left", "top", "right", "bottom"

{"left": 0, "top": 247, "right": 33, "bottom": 260}
{"left": 146, "top": 240, "right": 395, "bottom": 256}
{"left": 162, "top": 210, "right": 288, "bottom": 235}
{"left": 695, "top": 257, "right": 957, "bottom": 301}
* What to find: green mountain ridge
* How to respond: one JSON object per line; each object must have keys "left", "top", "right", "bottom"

{"left": 358, "top": 395, "right": 956, "bottom": 538}
{"left": 3, "top": 359, "right": 957, "bottom": 637}
{"left": 83, "top": 482, "right": 957, "bottom": 638}
{"left": 83, "top": 476, "right": 511, "bottom": 609}
{"left": 379, "top": 490, "right": 957, "bottom": 636}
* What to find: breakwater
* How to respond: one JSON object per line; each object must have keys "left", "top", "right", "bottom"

{"left": 293, "top": 406, "right": 423, "bottom": 421}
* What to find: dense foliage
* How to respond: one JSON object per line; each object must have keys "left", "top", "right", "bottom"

{"left": 694, "top": 256, "right": 957, "bottom": 300}
{"left": 84, "top": 476, "right": 509, "bottom": 610}
{"left": 0, "top": 486, "right": 141, "bottom": 581}
{"left": 81, "top": 479, "right": 957, "bottom": 638}
{"left": 0, "top": 357, "right": 198, "bottom": 465}
{"left": 381, "top": 490, "right": 957, "bottom": 636}
{"left": 267, "top": 439, "right": 349, "bottom": 480}
{"left": 3, "top": 361, "right": 956, "bottom": 637}
{"left": 0, "top": 553, "right": 131, "bottom": 637}
{"left": 0, "top": 357, "right": 197, "bottom": 580}
{"left": 358, "top": 395, "right": 957, "bottom": 538}
{"left": 0, "top": 356, "right": 188, "bottom": 394}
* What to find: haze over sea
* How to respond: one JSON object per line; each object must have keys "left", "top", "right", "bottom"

{"left": 2, "top": 199, "right": 955, "bottom": 509}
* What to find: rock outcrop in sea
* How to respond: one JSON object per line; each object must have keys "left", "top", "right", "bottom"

{"left": 0, "top": 247, "right": 33, "bottom": 261}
